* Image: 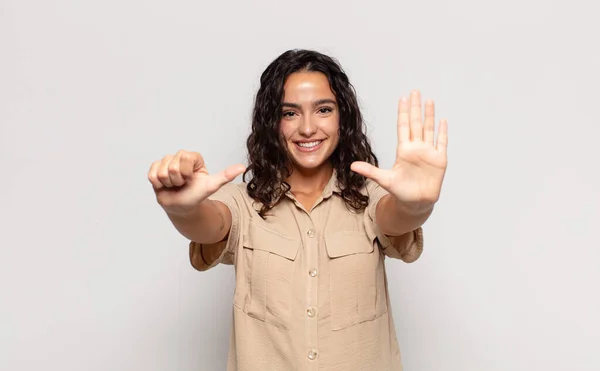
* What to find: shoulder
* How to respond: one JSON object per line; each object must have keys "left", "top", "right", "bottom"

{"left": 361, "top": 178, "right": 387, "bottom": 198}
{"left": 360, "top": 179, "right": 389, "bottom": 219}
{"left": 362, "top": 178, "right": 378, "bottom": 193}
{"left": 210, "top": 182, "right": 262, "bottom": 219}
{"left": 217, "top": 181, "right": 250, "bottom": 197}
{"left": 209, "top": 182, "right": 253, "bottom": 206}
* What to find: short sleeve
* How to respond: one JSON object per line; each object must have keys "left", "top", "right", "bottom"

{"left": 189, "top": 183, "right": 243, "bottom": 271}
{"left": 365, "top": 179, "right": 424, "bottom": 263}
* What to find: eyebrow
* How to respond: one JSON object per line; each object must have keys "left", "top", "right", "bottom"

{"left": 281, "top": 99, "right": 337, "bottom": 109}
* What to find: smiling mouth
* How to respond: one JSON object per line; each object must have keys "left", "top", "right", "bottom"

{"left": 294, "top": 140, "right": 324, "bottom": 152}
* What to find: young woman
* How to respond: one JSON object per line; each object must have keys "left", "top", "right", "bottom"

{"left": 148, "top": 49, "right": 448, "bottom": 371}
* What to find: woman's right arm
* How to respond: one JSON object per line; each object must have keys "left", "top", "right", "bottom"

{"left": 165, "top": 198, "right": 232, "bottom": 244}
{"left": 147, "top": 149, "right": 246, "bottom": 244}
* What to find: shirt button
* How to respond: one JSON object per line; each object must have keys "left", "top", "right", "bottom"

{"left": 306, "top": 229, "right": 315, "bottom": 238}
{"left": 306, "top": 307, "right": 316, "bottom": 317}
{"left": 308, "top": 349, "right": 318, "bottom": 360}
{"left": 309, "top": 268, "right": 318, "bottom": 277}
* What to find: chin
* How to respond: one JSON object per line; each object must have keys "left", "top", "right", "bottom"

{"left": 289, "top": 154, "right": 333, "bottom": 172}
{"left": 287, "top": 146, "right": 329, "bottom": 170}
{"left": 293, "top": 161, "right": 325, "bottom": 171}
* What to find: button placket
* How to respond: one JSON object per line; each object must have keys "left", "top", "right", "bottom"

{"left": 303, "top": 217, "right": 319, "bottom": 368}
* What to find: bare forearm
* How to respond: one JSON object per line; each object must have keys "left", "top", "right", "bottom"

{"left": 376, "top": 194, "right": 434, "bottom": 236}
{"left": 165, "top": 199, "right": 230, "bottom": 244}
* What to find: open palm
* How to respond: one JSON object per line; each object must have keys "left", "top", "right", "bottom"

{"left": 351, "top": 90, "right": 448, "bottom": 205}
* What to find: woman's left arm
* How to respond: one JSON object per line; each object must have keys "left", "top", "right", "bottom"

{"left": 351, "top": 90, "right": 448, "bottom": 235}
{"left": 374, "top": 193, "right": 434, "bottom": 236}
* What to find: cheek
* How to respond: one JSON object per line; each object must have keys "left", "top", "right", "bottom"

{"left": 328, "top": 118, "right": 341, "bottom": 149}
{"left": 331, "top": 132, "right": 341, "bottom": 150}
{"left": 324, "top": 116, "right": 340, "bottom": 139}
{"left": 279, "top": 121, "right": 294, "bottom": 141}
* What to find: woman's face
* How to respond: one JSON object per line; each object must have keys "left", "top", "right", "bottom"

{"left": 279, "top": 71, "right": 340, "bottom": 173}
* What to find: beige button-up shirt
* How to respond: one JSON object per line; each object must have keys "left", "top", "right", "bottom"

{"left": 189, "top": 172, "right": 424, "bottom": 371}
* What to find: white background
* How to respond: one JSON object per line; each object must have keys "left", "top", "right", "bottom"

{"left": 1, "top": 0, "right": 599, "bottom": 370}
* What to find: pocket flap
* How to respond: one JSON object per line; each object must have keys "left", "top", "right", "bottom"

{"left": 243, "top": 223, "right": 300, "bottom": 261}
{"left": 325, "top": 231, "right": 374, "bottom": 258}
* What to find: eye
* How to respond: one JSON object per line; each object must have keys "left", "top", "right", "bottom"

{"left": 318, "top": 107, "right": 333, "bottom": 114}
{"left": 282, "top": 111, "right": 296, "bottom": 117}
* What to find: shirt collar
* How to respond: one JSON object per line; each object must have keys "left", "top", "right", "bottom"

{"left": 322, "top": 169, "right": 342, "bottom": 199}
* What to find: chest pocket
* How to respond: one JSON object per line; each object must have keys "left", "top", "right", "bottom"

{"left": 236, "top": 222, "right": 300, "bottom": 330}
{"left": 325, "top": 231, "right": 387, "bottom": 331}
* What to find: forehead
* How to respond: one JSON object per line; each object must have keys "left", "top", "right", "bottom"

{"left": 283, "top": 72, "right": 335, "bottom": 101}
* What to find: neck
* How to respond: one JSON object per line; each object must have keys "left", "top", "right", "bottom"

{"left": 286, "top": 162, "right": 333, "bottom": 195}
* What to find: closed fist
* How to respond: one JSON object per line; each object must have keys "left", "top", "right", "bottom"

{"left": 148, "top": 150, "right": 245, "bottom": 214}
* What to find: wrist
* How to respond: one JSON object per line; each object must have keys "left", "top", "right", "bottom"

{"left": 164, "top": 199, "right": 209, "bottom": 218}
{"left": 393, "top": 198, "right": 435, "bottom": 217}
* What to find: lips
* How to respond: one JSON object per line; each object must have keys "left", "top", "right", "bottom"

{"left": 294, "top": 140, "right": 324, "bottom": 152}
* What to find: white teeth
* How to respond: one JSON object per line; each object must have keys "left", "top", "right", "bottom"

{"left": 298, "top": 141, "right": 322, "bottom": 148}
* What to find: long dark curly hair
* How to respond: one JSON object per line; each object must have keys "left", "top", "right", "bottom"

{"left": 243, "top": 49, "right": 379, "bottom": 217}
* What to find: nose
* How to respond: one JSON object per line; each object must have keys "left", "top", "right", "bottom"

{"left": 298, "top": 115, "right": 317, "bottom": 137}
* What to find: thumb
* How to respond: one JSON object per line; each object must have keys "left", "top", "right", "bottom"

{"left": 350, "top": 161, "right": 389, "bottom": 187}
{"left": 213, "top": 163, "right": 247, "bottom": 187}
